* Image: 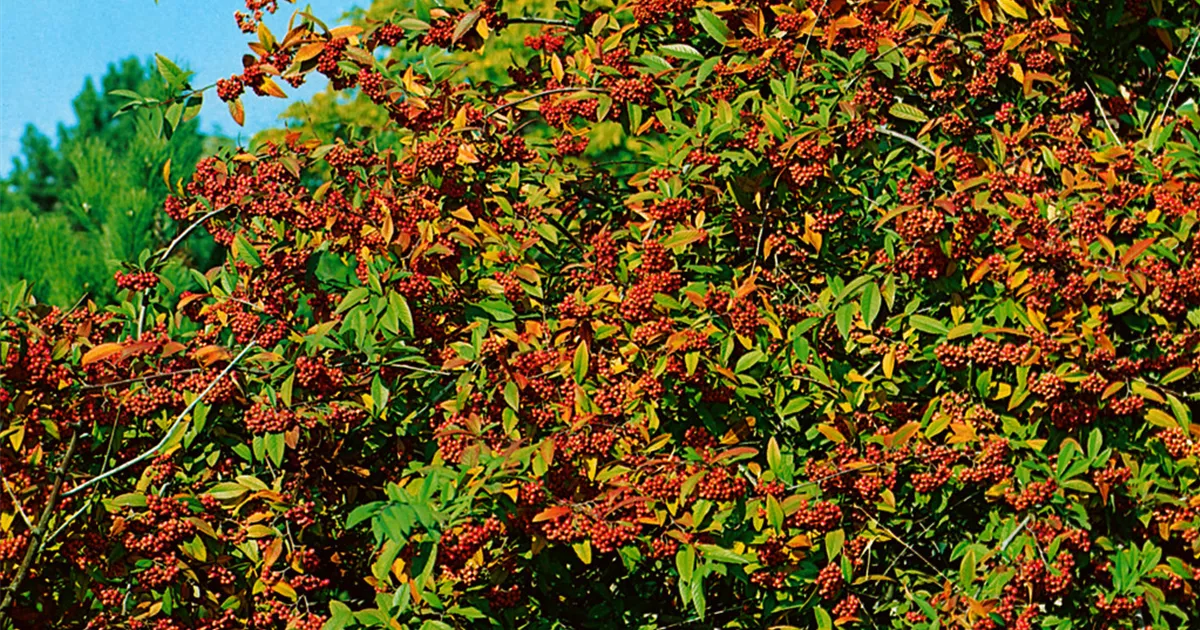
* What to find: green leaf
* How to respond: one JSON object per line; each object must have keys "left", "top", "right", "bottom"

{"left": 659, "top": 43, "right": 704, "bottom": 61}
{"left": 766, "top": 495, "right": 784, "bottom": 532}
{"left": 264, "top": 432, "right": 286, "bottom": 468}
{"left": 325, "top": 601, "right": 354, "bottom": 630}
{"left": 735, "top": 349, "right": 765, "bottom": 372}
{"left": 574, "top": 342, "right": 590, "bottom": 383}
{"left": 676, "top": 545, "right": 695, "bottom": 582}
{"left": 825, "top": 529, "right": 845, "bottom": 559}
{"left": 910, "top": 314, "right": 950, "bottom": 335}
{"left": 959, "top": 548, "right": 977, "bottom": 589}
{"left": 889, "top": 102, "right": 928, "bottom": 122}
{"left": 861, "top": 282, "right": 882, "bottom": 326}
{"left": 475, "top": 299, "right": 516, "bottom": 322}
{"left": 387, "top": 292, "right": 414, "bottom": 336}
{"left": 696, "top": 10, "right": 729, "bottom": 44}
{"left": 815, "top": 606, "right": 833, "bottom": 630}
{"left": 836, "top": 302, "right": 856, "bottom": 340}
{"left": 336, "top": 288, "right": 370, "bottom": 314}
{"left": 697, "top": 544, "right": 750, "bottom": 564}
{"left": 503, "top": 381, "right": 520, "bottom": 410}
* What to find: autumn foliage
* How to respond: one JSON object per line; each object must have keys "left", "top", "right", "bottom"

{"left": 6, "top": 0, "right": 1200, "bottom": 628}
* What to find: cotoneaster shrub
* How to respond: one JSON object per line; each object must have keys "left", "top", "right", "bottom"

{"left": 4, "top": 0, "right": 1200, "bottom": 628}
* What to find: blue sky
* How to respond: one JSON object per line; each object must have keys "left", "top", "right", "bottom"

{"left": 0, "top": 0, "right": 360, "bottom": 172}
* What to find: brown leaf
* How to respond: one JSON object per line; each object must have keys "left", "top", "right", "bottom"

{"left": 82, "top": 343, "right": 124, "bottom": 367}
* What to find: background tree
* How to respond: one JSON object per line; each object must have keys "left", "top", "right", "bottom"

{"left": 0, "top": 57, "right": 219, "bottom": 306}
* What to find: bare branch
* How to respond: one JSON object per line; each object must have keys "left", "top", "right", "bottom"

{"left": 63, "top": 340, "right": 258, "bottom": 497}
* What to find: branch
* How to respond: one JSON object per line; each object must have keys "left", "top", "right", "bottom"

{"left": 506, "top": 17, "right": 575, "bottom": 27}
{"left": 485, "top": 87, "right": 607, "bottom": 120}
{"left": 875, "top": 125, "right": 935, "bottom": 156}
{"left": 1156, "top": 32, "right": 1200, "bottom": 130}
{"left": 161, "top": 207, "right": 226, "bottom": 264}
{"left": 63, "top": 340, "right": 257, "bottom": 498}
{"left": 0, "top": 431, "right": 79, "bottom": 619}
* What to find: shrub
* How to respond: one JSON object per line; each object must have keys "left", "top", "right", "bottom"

{"left": 4, "top": 0, "right": 1200, "bottom": 628}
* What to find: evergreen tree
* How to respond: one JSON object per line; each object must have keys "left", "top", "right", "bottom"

{"left": 0, "top": 56, "right": 219, "bottom": 306}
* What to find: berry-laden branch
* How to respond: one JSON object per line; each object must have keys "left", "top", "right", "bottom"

{"left": 0, "top": 430, "right": 79, "bottom": 620}
{"left": 485, "top": 87, "right": 608, "bottom": 120}
{"left": 63, "top": 339, "right": 258, "bottom": 498}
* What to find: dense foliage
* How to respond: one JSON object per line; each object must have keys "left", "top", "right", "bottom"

{"left": 0, "top": 57, "right": 214, "bottom": 306}
{"left": 6, "top": 0, "right": 1200, "bottom": 628}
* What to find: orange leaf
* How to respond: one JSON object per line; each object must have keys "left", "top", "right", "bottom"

{"left": 711, "top": 446, "right": 759, "bottom": 463}
{"left": 1120, "top": 237, "right": 1155, "bottom": 268}
{"left": 194, "top": 345, "right": 232, "bottom": 367}
{"left": 82, "top": 343, "right": 124, "bottom": 366}
{"left": 228, "top": 98, "right": 245, "bottom": 126}
{"left": 294, "top": 42, "right": 326, "bottom": 63}
{"left": 533, "top": 506, "right": 572, "bottom": 523}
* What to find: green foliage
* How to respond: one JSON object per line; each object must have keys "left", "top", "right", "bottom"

{"left": 9, "top": 0, "right": 1200, "bottom": 629}
{"left": 0, "top": 56, "right": 214, "bottom": 306}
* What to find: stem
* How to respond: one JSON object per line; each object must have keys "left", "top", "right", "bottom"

{"left": 1156, "top": 32, "right": 1200, "bottom": 130}
{"left": 875, "top": 125, "right": 936, "bottom": 156}
{"left": 485, "top": 87, "right": 607, "bottom": 120}
{"left": 507, "top": 17, "right": 575, "bottom": 27}
{"left": 0, "top": 431, "right": 79, "bottom": 620}
{"left": 63, "top": 340, "right": 258, "bottom": 498}
{"left": 161, "top": 207, "right": 226, "bottom": 264}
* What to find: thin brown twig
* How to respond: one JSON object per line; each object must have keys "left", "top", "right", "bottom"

{"left": 0, "top": 430, "right": 79, "bottom": 620}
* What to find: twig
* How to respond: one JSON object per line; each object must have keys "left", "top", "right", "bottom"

{"left": 1085, "top": 83, "right": 1119, "bottom": 145}
{"left": 63, "top": 340, "right": 258, "bottom": 497}
{"left": 875, "top": 125, "right": 935, "bottom": 156}
{"left": 0, "top": 475, "right": 32, "bottom": 528}
{"left": 1156, "top": 32, "right": 1200, "bottom": 130}
{"left": 38, "top": 504, "right": 90, "bottom": 552}
{"left": 0, "top": 431, "right": 79, "bottom": 619}
{"left": 80, "top": 368, "right": 203, "bottom": 391}
{"left": 486, "top": 87, "right": 607, "bottom": 120}
{"left": 507, "top": 17, "right": 575, "bottom": 27}
{"left": 160, "top": 207, "right": 226, "bottom": 264}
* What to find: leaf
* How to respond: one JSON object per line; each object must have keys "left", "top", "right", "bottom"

{"left": 910, "top": 315, "right": 950, "bottom": 335}
{"left": 265, "top": 432, "right": 286, "bottom": 467}
{"left": 661, "top": 228, "right": 706, "bottom": 249}
{"left": 815, "top": 606, "right": 833, "bottom": 630}
{"left": 228, "top": 98, "right": 245, "bottom": 126}
{"left": 82, "top": 342, "right": 124, "bottom": 366}
{"left": 997, "top": 0, "right": 1028, "bottom": 19}
{"left": 475, "top": 299, "right": 516, "bottom": 322}
{"left": 207, "top": 482, "right": 248, "bottom": 500}
{"left": 1120, "top": 237, "right": 1156, "bottom": 267}
{"left": 696, "top": 10, "right": 730, "bottom": 44}
{"left": 533, "top": 506, "right": 572, "bottom": 522}
{"left": 735, "top": 349, "right": 765, "bottom": 372}
{"left": 574, "top": 342, "right": 589, "bottom": 383}
{"left": 861, "top": 282, "right": 882, "bottom": 326}
{"left": 573, "top": 540, "right": 593, "bottom": 564}
{"left": 326, "top": 601, "right": 355, "bottom": 630}
{"left": 659, "top": 43, "right": 705, "bottom": 61}
{"left": 389, "top": 292, "right": 414, "bottom": 335}
{"left": 336, "top": 287, "right": 370, "bottom": 314}
{"left": 697, "top": 544, "right": 750, "bottom": 564}
{"left": 825, "top": 529, "right": 845, "bottom": 559}
{"left": 676, "top": 545, "right": 695, "bottom": 582}
{"left": 345, "top": 501, "right": 383, "bottom": 530}
{"left": 452, "top": 9, "right": 481, "bottom": 44}
{"left": 889, "top": 102, "right": 928, "bottom": 122}
{"left": 960, "top": 548, "right": 977, "bottom": 588}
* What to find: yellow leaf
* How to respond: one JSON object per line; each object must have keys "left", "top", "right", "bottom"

{"left": 997, "top": 0, "right": 1028, "bottom": 19}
